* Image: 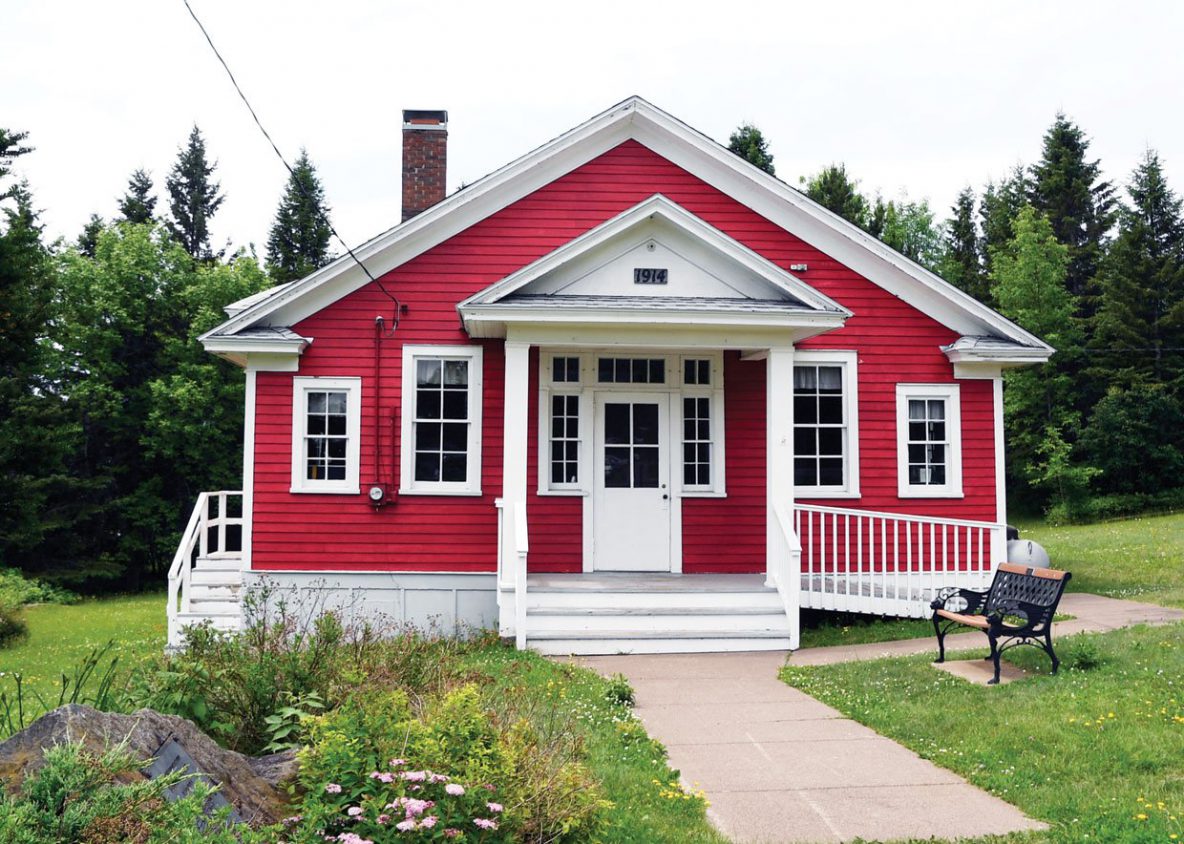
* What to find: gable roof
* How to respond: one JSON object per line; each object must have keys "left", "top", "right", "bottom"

{"left": 201, "top": 96, "right": 1052, "bottom": 360}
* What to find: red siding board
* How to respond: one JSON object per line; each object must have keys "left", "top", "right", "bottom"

{"left": 249, "top": 140, "right": 998, "bottom": 575}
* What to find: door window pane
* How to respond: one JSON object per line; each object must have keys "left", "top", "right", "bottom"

{"left": 601, "top": 402, "right": 663, "bottom": 489}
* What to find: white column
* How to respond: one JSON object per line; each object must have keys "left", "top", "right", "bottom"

{"left": 991, "top": 374, "right": 1007, "bottom": 568}
{"left": 766, "top": 347, "right": 799, "bottom": 647}
{"left": 501, "top": 341, "right": 530, "bottom": 645}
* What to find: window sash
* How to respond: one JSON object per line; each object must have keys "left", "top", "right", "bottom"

{"left": 291, "top": 378, "right": 361, "bottom": 494}
{"left": 682, "top": 395, "right": 712, "bottom": 488}
{"left": 549, "top": 393, "right": 580, "bottom": 487}
{"left": 400, "top": 346, "right": 483, "bottom": 495}
{"left": 793, "top": 363, "right": 848, "bottom": 489}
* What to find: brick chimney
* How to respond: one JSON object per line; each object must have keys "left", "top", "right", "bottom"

{"left": 401, "top": 109, "right": 448, "bottom": 222}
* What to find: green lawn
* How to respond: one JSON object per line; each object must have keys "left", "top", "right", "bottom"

{"left": 782, "top": 513, "right": 1184, "bottom": 843}
{"left": 1020, "top": 511, "right": 1184, "bottom": 607}
{"left": 0, "top": 593, "right": 165, "bottom": 718}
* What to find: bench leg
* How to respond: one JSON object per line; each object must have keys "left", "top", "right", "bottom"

{"left": 933, "top": 615, "right": 946, "bottom": 663}
{"left": 987, "top": 632, "right": 1001, "bottom": 685}
{"left": 1045, "top": 631, "right": 1060, "bottom": 674}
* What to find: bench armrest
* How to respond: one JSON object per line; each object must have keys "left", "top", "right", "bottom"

{"left": 930, "top": 586, "right": 990, "bottom": 615}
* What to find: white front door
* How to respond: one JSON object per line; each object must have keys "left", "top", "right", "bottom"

{"left": 592, "top": 393, "right": 671, "bottom": 571}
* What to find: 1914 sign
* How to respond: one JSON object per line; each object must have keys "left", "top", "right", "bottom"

{"left": 634, "top": 267, "right": 668, "bottom": 285}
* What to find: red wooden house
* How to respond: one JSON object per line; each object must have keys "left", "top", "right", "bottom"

{"left": 167, "top": 98, "right": 1051, "bottom": 653}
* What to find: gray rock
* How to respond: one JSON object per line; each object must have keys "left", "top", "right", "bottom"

{"left": 0, "top": 704, "right": 296, "bottom": 824}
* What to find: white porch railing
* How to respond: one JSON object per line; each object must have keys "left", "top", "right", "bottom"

{"left": 166, "top": 491, "right": 244, "bottom": 643}
{"left": 771, "top": 502, "right": 803, "bottom": 649}
{"left": 794, "top": 504, "right": 1004, "bottom": 618}
{"left": 495, "top": 498, "right": 530, "bottom": 648}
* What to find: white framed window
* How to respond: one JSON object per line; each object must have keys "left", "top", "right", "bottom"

{"left": 679, "top": 355, "right": 724, "bottom": 494}
{"left": 792, "top": 350, "right": 860, "bottom": 497}
{"left": 290, "top": 377, "right": 362, "bottom": 494}
{"left": 399, "top": 345, "right": 483, "bottom": 496}
{"left": 538, "top": 352, "right": 587, "bottom": 495}
{"left": 896, "top": 383, "right": 962, "bottom": 498}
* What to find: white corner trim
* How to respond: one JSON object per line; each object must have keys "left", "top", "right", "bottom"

{"left": 792, "top": 350, "right": 861, "bottom": 498}
{"left": 398, "top": 344, "right": 485, "bottom": 496}
{"left": 290, "top": 376, "right": 362, "bottom": 495}
{"left": 241, "top": 367, "right": 258, "bottom": 571}
{"left": 993, "top": 376, "right": 1007, "bottom": 525}
{"left": 895, "top": 383, "right": 963, "bottom": 499}
{"left": 202, "top": 96, "right": 1049, "bottom": 354}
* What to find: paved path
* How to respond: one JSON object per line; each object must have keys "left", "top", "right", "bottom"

{"left": 578, "top": 594, "right": 1184, "bottom": 843}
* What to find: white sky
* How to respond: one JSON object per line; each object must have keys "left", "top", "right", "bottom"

{"left": 5, "top": 0, "right": 1183, "bottom": 256}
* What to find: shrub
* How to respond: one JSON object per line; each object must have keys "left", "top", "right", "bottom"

{"left": 603, "top": 673, "right": 634, "bottom": 707}
{"left": 1046, "top": 487, "right": 1184, "bottom": 525}
{"left": 0, "top": 741, "right": 280, "bottom": 844}
{"left": 0, "top": 568, "right": 77, "bottom": 607}
{"left": 0, "top": 595, "right": 27, "bottom": 649}
{"left": 1062, "top": 634, "right": 1104, "bottom": 671}
{"left": 291, "top": 685, "right": 608, "bottom": 843}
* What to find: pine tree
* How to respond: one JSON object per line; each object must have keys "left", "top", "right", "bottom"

{"left": 801, "top": 164, "right": 868, "bottom": 228}
{"left": 1028, "top": 113, "right": 1116, "bottom": 303}
{"left": 165, "top": 125, "right": 224, "bottom": 260}
{"left": 939, "top": 187, "right": 991, "bottom": 304}
{"left": 1090, "top": 149, "right": 1184, "bottom": 386}
{"left": 265, "top": 149, "right": 333, "bottom": 283}
{"left": 77, "top": 213, "right": 104, "bottom": 257}
{"left": 990, "top": 206, "right": 1096, "bottom": 511}
{"left": 117, "top": 168, "right": 157, "bottom": 224}
{"left": 727, "top": 124, "right": 775, "bottom": 175}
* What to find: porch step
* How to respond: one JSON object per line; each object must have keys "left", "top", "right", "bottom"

{"left": 193, "top": 555, "right": 243, "bottom": 573}
{"left": 170, "top": 610, "right": 243, "bottom": 632}
{"left": 528, "top": 630, "right": 792, "bottom": 656}
{"left": 185, "top": 598, "right": 241, "bottom": 615}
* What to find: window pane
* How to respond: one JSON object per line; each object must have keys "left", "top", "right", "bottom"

{"left": 632, "top": 359, "right": 648, "bottom": 383}
{"left": 327, "top": 392, "right": 347, "bottom": 414}
{"left": 633, "top": 447, "right": 659, "bottom": 487}
{"left": 909, "top": 422, "right": 926, "bottom": 442}
{"left": 927, "top": 421, "right": 945, "bottom": 441}
{"left": 819, "top": 458, "right": 844, "bottom": 486}
{"left": 817, "top": 366, "right": 842, "bottom": 393}
{"left": 598, "top": 358, "right": 614, "bottom": 382}
{"left": 818, "top": 396, "right": 843, "bottom": 424}
{"left": 442, "top": 390, "right": 467, "bottom": 420}
{"left": 565, "top": 394, "right": 579, "bottom": 415}
{"left": 633, "top": 404, "right": 659, "bottom": 445}
{"left": 604, "top": 447, "right": 630, "bottom": 487}
{"left": 909, "top": 465, "right": 926, "bottom": 485}
{"left": 417, "top": 359, "right": 441, "bottom": 387}
{"left": 684, "top": 464, "right": 696, "bottom": 485}
{"left": 649, "top": 359, "right": 665, "bottom": 383}
{"left": 818, "top": 427, "right": 843, "bottom": 456}
{"left": 683, "top": 443, "right": 695, "bottom": 464}
{"left": 327, "top": 414, "right": 346, "bottom": 435}
{"left": 908, "top": 399, "right": 926, "bottom": 421}
{"left": 441, "top": 453, "right": 467, "bottom": 482}
{"left": 684, "top": 419, "right": 696, "bottom": 440}
{"left": 794, "top": 396, "right": 817, "bottom": 424}
{"left": 565, "top": 441, "right": 578, "bottom": 462}
{"left": 697, "top": 420, "right": 710, "bottom": 440}
{"left": 926, "top": 444, "right": 946, "bottom": 465}
{"left": 605, "top": 404, "right": 629, "bottom": 445}
{"left": 928, "top": 399, "right": 945, "bottom": 421}
{"left": 929, "top": 465, "right": 946, "bottom": 484}
{"left": 908, "top": 444, "right": 926, "bottom": 463}
{"left": 327, "top": 439, "right": 346, "bottom": 459}
{"left": 415, "top": 422, "right": 441, "bottom": 451}
{"left": 326, "top": 462, "right": 346, "bottom": 480}
{"left": 307, "top": 438, "right": 326, "bottom": 458}
{"left": 793, "top": 366, "right": 816, "bottom": 391}
{"left": 795, "top": 458, "right": 818, "bottom": 486}
{"left": 417, "top": 390, "right": 441, "bottom": 419}
{"left": 307, "top": 392, "right": 326, "bottom": 413}
{"left": 443, "top": 360, "right": 468, "bottom": 386}
{"left": 442, "top": 423, "right": 467, "bottom": 451}
{"left": 615, "top": 359, "right": 631, "bottom": 382}
{"left": 794, "top": 428, "right": 816, "bottom": 455}
{"left": 415, "top": 452, "right": 440, "bottom": 482}
{"left": 307, "top": 414, "right": 326, "bottom": 435}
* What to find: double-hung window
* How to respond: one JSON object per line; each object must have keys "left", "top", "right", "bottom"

{"left": 400, "top": 345, "right": 483, "bottom": 495}
{"left": 792, "top": 350, "right": 859, "bottom": 496}
{"left": 291, "top": 377, "right": 362, "bottom": 494}
{"left": 540, "top": 354, "right": 584, "bottom": 493}
{"left": 896, "top": 383, "right": 962, "bottom": 498}
{"left": 680, "top": 356, "right": 720, "bottom": 492}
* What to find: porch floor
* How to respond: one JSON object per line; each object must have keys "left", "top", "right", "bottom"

{"left": 527, "top": 572, "right": 770, "bottom": 592}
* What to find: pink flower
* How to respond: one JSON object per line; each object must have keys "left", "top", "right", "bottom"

{"left": 401, "top": 770, "right": 427, "bottom": 782}
{"left": 335, "top": 835, "right": 373, "bottom": 844}
{"left": 420, "top": 815, "right": 438, "bottom": 829}
{"left": 324, "top": 783, "right": 343, "bottom": 794}
{"left": 443, "top": 830, "right": 461, "bottom": 840}
{"left": 487, "top": 802, "right": 503, "bottom": 813}
{"left": 403, "top": 798, "right": 431, "bottom": 817}
{"left": 395, "top": 818, "right": 417, "bottom": 832}
{"left": 376, "top": 814, "right": 390, "bottom": 825}
{"left": 445, "top": 783, "right": 465, "bottom": 796}
{"left": 369, "top": 771, "right": 394, "bottom": 783}
{"left": 474, "top": 818, "right": 499, "bottom": 830}
{"left": 282, "top": 815, "right": 303, "bottom": 825}
{"left": 389, "top": 758, "right": 406, "bottom": 767}
{"left": 346, "top": 806, "right": 363, "bottom": 817}
{"left": 429, "top": 772, "right": 450, "bottom": 783}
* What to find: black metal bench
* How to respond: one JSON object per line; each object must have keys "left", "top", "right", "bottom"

{"left": 930, "top": 562, "right": 1071, "bottom": 684}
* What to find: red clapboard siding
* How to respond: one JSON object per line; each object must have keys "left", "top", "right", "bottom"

{"left": 249, "top": 139, "right": 998, "bottom": 575}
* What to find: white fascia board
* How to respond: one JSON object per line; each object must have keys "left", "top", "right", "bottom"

{"left": 942, "top": 345, "right": 1053, "bottom": 367}
{"left": 201, "top": 335, "right": 310, "bottom": 370}
{"left": 459, "top": 194, "right": 850, "bottom": 316}
{"left": 461, "top": 304, "right": 846, "bottom": 333}
{"left": 203, "top": 95, "right": 1050, "bottom": 354}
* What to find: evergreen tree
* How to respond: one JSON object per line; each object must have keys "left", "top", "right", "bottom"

{"left": 165, "top": 125, "right": 224, "bottom": 260}
{"left": 77, "top": 213, "right": 104, "bottom": 257}
{"left": 1028, "top": 113, "right": 1116, "bottom": 303}
{"left": 979, "top": 165, "right": 1029, "bottom": 280}
{"left": 727, "top": 123, "right": 775, "bottom": 175}
{"left": 117, "top": 168, "right": 157, "bottom": 224}
{"left": 801, "top": 164, "right": 868, "bottom": 228}
{"left": 939, "top": 187, "right": 991, "bottom": 304}
{"left": 991, "top": 206, "right": 1096, "bottom": 512}
{"left": 1090, "top": 149, "right": 1184, "bottom": 387}
{"left": 265, "top": 149, "right": 333, "bottom": 283}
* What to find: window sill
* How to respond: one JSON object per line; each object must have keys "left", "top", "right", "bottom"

{"left": 290, "top": 485, "right": 360, "bottom": 495}
{"left": 897, "top": 488, "right": 964, "bottom": 499}
{"left": 680, "top": 490, "right": 727, "bottom": 498}
{"left": 398, "top": 487, "right": 484, "bottom": 497}
{"left": 793, "top": 488, "right": 862, "bottom": 499}
{"left": 536, "top": 488, "right": 589, "bottom": 497}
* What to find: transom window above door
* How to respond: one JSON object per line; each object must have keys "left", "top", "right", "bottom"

{"left": 597, "top": 357, "right": 666, "bottom": 384}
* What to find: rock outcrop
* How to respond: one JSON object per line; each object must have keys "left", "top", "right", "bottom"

{"left": 0, "top": 704, "right": 297, "bottom": 824}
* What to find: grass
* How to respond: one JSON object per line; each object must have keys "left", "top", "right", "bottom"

{"left": 1019, "top": 511, "right": 1184, "bottom": 607}
{"left": 0, "top": 593, "right": 165, "bottom": 713}
{"left": 782, "top": 512, "right": 1184, "bottom": 843}
{"left": 0, "top": 593, "right": 723, "bottom": 843}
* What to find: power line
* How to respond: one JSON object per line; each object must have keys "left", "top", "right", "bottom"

{"left": 181, "top": 0, "right": 399, "bottom": 307}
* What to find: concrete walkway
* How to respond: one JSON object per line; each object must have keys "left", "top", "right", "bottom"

{"left": 578, "top": 593, "right": 1184, "bottom": 843}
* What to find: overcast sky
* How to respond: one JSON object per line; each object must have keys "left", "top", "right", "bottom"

{"left": 5, "top": 1, "right": 1184, "bottom": 257}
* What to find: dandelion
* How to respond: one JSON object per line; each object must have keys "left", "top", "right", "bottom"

{"left": 1135, "top": 813, "right": 1148, "bottom": 821}
{"left": 445, "top": 783, "right": 465, "bottom": 796}
{"left": 325, "top": 783, "right": 343, "bottom": 794}
{"left": 474, "top": 818, "right": 499, "bottom": 830}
